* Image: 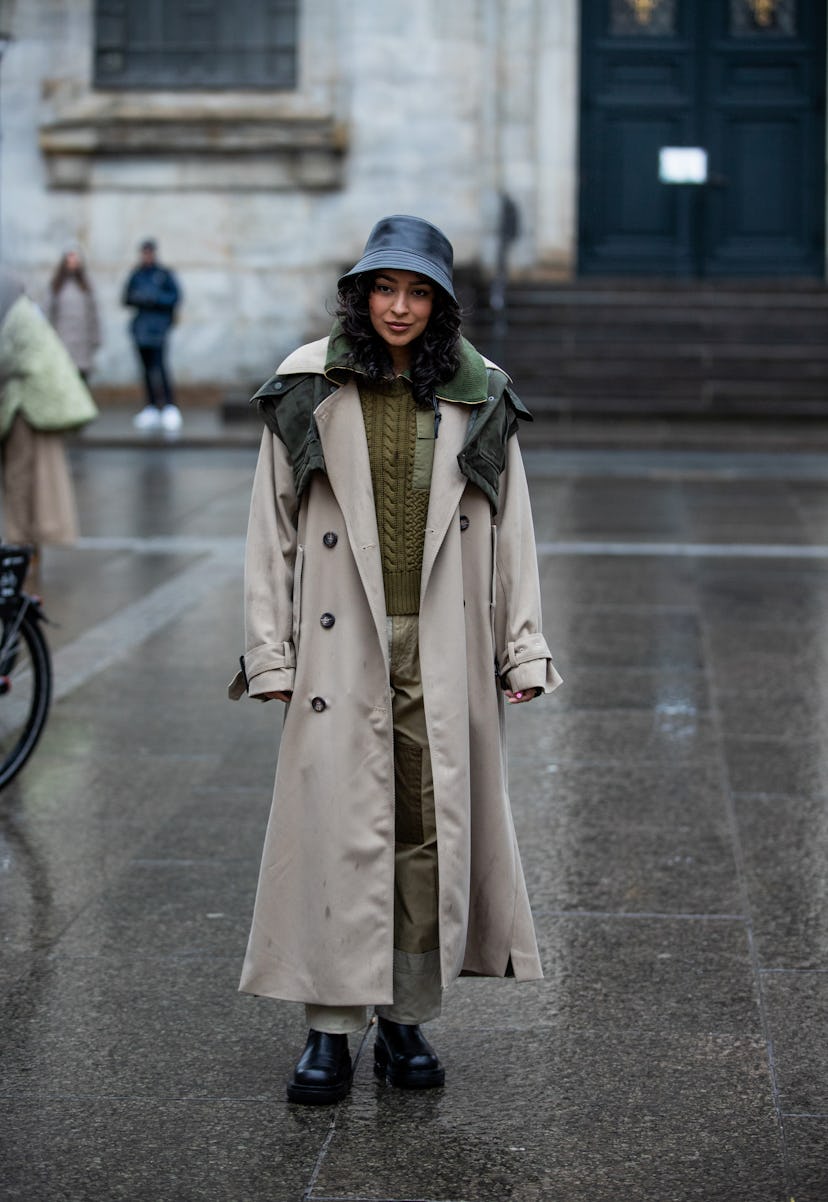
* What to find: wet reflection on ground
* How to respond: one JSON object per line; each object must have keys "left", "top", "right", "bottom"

{"left": 1, "top": 440, "right": 827, "bottom": 1200}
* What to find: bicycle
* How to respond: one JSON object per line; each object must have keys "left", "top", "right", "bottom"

{"left": 0, "top": 544, "right": 52, "bottom": 789}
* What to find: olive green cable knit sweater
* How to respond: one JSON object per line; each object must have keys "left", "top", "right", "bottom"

{"left": 359, "top": 377, "right": 434, "bottom": 615}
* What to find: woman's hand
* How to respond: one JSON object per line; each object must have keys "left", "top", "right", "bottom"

{"left": 262, "top": 690, "right": 293, "bottom": 703}
{"left": 505, "top": 687, "right": 542, "bottom": 705}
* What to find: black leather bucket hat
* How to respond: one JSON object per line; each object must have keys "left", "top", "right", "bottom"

{"left": 338, "top": 214, "right": 456, "bottom": 301}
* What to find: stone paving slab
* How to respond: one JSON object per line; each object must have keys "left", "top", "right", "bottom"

{"left": 2, "top": 442, "right": 828, "bottom": 1200}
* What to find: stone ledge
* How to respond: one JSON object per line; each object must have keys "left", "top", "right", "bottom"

{"left": 39, "top": 98, "right": 347, "bottom": 191}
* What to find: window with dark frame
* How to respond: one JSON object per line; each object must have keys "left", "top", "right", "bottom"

{"left": 94, "top": 0, "right": 298, "bottom": 90}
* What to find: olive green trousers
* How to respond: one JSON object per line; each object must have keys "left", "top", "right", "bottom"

{"left": 306, "top": 615, "right": 442, "bottom": 1035}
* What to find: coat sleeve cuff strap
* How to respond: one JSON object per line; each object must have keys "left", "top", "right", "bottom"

{"left": 499, "top": 634, "right": 563, "bottom": 695}
{"left": 227, "top": 641, "right": 296, "bottom": 700}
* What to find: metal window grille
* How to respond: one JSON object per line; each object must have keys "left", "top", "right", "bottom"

{"left": 94, "top": 0, "right": 298, "bottom": 89}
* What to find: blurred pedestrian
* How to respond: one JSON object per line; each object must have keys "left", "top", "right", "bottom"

{"left": 47, "top": 244, "right": 101, "bottom": 384}
{"left": 0, "top": 268, "right": 98, "bottom": 588}
{"left": 230, "top": 215, "right": 562, "bottom": 1105}
{"left": 122, "top": 239, "right": 182, "bottom": 432}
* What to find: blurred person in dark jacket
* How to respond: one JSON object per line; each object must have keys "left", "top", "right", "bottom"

{"left": 47, "top": 244, "right": 101, "bottom": 384}
{"left": 122, "top": 239, "right": 182, "bottom": 432}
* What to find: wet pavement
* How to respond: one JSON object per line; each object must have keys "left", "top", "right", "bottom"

{"left": 2, "top": 425, "right": 828, "bottom": 1201}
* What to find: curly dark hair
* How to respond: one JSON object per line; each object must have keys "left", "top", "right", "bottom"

{"left": 336, "top": 273, "right": 461, "bottom": 408}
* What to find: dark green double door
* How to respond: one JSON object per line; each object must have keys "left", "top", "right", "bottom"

{"left": 578, "top": 0, "right": 826, "bottom": 276}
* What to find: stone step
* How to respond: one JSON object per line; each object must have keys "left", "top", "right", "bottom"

{"left": 476, "top": 317, "right": 828, "bottom": 343}
{"left": 522, "top": 392, "right": 828, "bottom": 418}
{"left": 502, "top": 343, "right": 828, "bottom": 366}
{"left": 465, "top": 281, "right": 828, "bottom": 416}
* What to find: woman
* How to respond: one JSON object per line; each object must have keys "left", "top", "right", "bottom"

{"left": 47, "top": 246, "right": 101, "bottom": 383}
{"left": 0, "top": 269, "right": 98, "bottom": 589}
{"left": 230, "top": 215, "right": 561, "bottom": 1105}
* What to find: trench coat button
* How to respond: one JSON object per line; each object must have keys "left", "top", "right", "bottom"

{"left": 311, "top": 696, "right": 326, "bottom": 712}
{"left": 320, "top": 612, "right": 335, "bottom": 629}
{"left": 459, "top": 515, "right": 470, "bottom": 531}
{"left": 323, "top": 531, "right": 338, "bottom": 548}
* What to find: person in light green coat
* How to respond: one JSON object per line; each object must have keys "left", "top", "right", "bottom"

{"left": 0, "top": 269, "right": 98, "bottom": 585}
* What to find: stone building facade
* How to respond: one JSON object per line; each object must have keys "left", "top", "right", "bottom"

{"left": 1, "top": 0, "right": 578, "bottom": 392}
{"left": 3, "top": 1, "right": 825, "bottom": 396}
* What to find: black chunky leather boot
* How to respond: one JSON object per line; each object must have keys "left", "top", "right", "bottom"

{"left": 374, "top": 1017, "right": 445, "bottom": 1089}
{"left": 287, "top": 1030, "right": 352, "bottom": 1104}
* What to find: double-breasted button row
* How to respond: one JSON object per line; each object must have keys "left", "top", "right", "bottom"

{"left": 313, "top": 532, "right": 338, "bottom": 709}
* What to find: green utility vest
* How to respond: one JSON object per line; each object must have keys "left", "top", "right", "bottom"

{"left": 251, "top": 365, "right": 532, "bottom": 514}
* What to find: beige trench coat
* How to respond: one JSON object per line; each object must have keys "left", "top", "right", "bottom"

{"left": 233, "top": 338, "right": 562, "bottom": 1007}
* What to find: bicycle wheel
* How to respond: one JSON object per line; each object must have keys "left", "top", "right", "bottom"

{"left": 0, "top": 608, "right": 52, "bottom": 789}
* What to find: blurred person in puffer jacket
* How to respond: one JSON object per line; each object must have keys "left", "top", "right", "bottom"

{"left": 47, "top": 244, "right": 101, "bottom": 384}
{"left": 122, "top": 239, "right": 182, "bottom": 433}
{"left": 0, "top": 269, "right": 98, "bottom": 590}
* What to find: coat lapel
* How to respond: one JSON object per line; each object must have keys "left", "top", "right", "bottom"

{"left": 313, "top": 381, "right": 388, "bottom": 664}
{"left": 420, "top": 401, "right": 471, "bottom": 602}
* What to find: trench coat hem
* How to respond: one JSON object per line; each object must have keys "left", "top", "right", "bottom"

{"left": 505, "top": 946, "right": 544, "bottom": 981}
{"left": 457, "top": 954, "right": 543, "bottom": 982}
{"left": 238, "top": 974, "right": 395, "bottom": 1008}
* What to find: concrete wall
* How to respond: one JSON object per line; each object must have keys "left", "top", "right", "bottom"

{"left": 0, "top": 0, "right": 579, "bottom": 391}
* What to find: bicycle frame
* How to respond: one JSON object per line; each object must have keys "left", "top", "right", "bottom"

{"left": 0, "top": 544, "right": 30, "bottom": 604}
{"left": 0, "top": 594, "right": 38, "bottom": 671}
{"left": 0, "top": 546, "right": 43, "bottom": 668}
{"left": 0, "top": 544, "right": 52, "bottom": 787}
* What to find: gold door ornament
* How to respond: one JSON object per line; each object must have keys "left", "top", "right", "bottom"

{"left": 749, "top": 0, "right": 777, "bottom": 25}
{"left": 731, "top": 0, "right": 796, "bottom": 36}
{"left": 628, "top": 0, "right": 660, "bottom": 22}
{"left": 611, "top": 0, "right": 676, "bottom": 36}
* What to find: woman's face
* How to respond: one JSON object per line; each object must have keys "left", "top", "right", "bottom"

{"left": 368, "top": 269, "right": 434, "bottom": 371}
{"left": 65, "top": 251, "right": 80, "bottom": 273}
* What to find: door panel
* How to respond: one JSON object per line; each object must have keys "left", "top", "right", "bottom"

{"left": 578, "top": 0, "right": 826, "bottom": 276}
{"left": 607, "top": 117, "right": 682, "bottom": 234}
{"left": 596, "top": 114, "right": 689, "bottom": 269}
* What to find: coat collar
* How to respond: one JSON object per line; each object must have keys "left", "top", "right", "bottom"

{"left": 276, "top": 336, "right": 329, "bottom": 376}
{"left": 275, "top": 329, "right": 506, "bottom": 401}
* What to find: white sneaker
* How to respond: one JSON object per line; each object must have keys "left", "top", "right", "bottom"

{"left": 160, "top": 404, "right": 183, "bottom": 431}
{"left": 133, "top": 405, "right": 161, "bottom": 430}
